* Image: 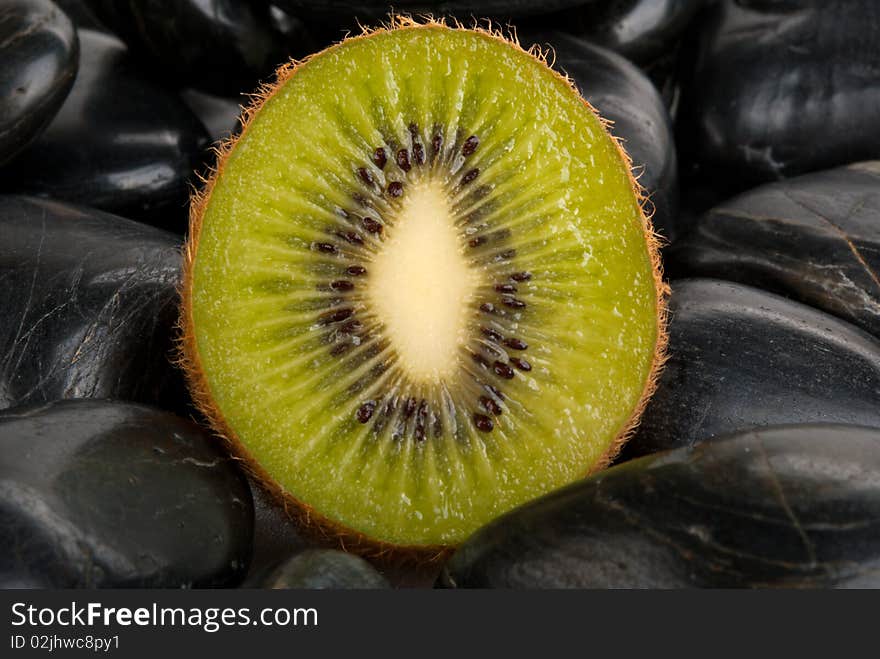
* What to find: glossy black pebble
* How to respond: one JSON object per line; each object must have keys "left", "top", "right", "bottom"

{"left": 88, "top": 0, "right": 292, "bottom": 95}
{"left": 0, "top": 399, "right": 253, "bottom": 588}
{"left": 440, "top": 424, "right": 880, "bottom": 588}
{"left": 274, "top": 1, "right": 588, "bottom": 23}
{"left": 0, "top": 196, "right": 185, "bottom": 413}
{"left": 259, "top": 550, "right": 389, "bottom": 589}
{"left": 0, "top": 0, "right": 79, "bottom": 165}
{"left": 536, "top": 0, "right": 703, "bottom": 65}
{"left": 669, "top": 162, "right": 880, "bottom": 339}
{"left": 684, "top": 0, "right": 880, "bottom": 186}
{"left": 526, "top": 31, "right": 678, "bottom": 241}
{"left": 0, "top": 29, "right": 209, "bottom": 229}
{"left": 621, "top": 279, "right": 880, "bottom": 460}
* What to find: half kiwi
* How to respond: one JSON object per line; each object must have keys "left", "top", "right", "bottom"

{"left": 182, "top": 19, "right": 666, "bottom": 556}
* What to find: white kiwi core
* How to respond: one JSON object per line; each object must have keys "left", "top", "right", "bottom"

{"left": 367, "top": 179, "right": 483, "bottom": 383}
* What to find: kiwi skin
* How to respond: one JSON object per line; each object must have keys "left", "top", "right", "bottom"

{"left": 178, "top": 16, "right": 669, "bottom": 565}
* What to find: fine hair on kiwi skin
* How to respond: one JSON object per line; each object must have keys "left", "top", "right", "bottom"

{"left": 178, "top": 15, "right": 669, "bottom": 564}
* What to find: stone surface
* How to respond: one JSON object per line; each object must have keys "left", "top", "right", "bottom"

{"left": 524, "top": 31, "right": 678, "bottom": 241}
{"left": 181, "top": 89, "right": 243, "bottom": 144}
{"left": 0, "top": 29, "right": 209, "bottom": 230}
{"left": 669, "top": 163, "right": 880, "bottom": 338}
{"left": 440, "top": 424, "right": 880, "bottom": 588}
{"left": 0, "top": 399, "right": 253, "bottom": 588}
{"left": 682, "top": 0, "right": 880, "bottom": 188}
{"left": 0, "top": 0, "right": 79, "bottom": 165}
{"left": 275, "top": 1, "right": 589, "bottom": 22}
{"left": 537, "top": 0, "right": 703, "bottom": 65}
{"left": 621, "top": 279, "right": 880, "bottom": 460}
{"left": 88, "top": 0, "right": 295, "bottom": 95}
{"left": 0, "top": 196, "right": 186, "bottom": 412}
{"left": 260, "top": 550, "right": 389, "bottom": 589}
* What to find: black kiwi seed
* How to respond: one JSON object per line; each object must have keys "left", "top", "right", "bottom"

{"left": 510, "top": 271, "right": 532, "bottom": 282}
{"left": 396, "top": 149, "right": 411, "bottom": 172}
{"left": 432, "top": 133, "right": 442, "bottom": 155}
{"left": 319, "top": 307, "right": 354, "bottom": 325}
{"left": 358, "top": 167, "right": 375, "bottom": 187}
{"left": 461, "top": 168, "right": 479, "bottom": 186}
{"left": 387, "top": 181, "right": 404, "bottom": 197}
{"left": 486, "top": 385, "right": 504, "bottom": 401}
{"left": 336, "top": 230, "right": 364, "bottom": 245}
{"left": 503, "top": 338, "right": 528, "bottom": 350}
{"left": 312, "top": 242, "right": 338, "bottom": 254}
{"left": 330, "top": 343, "right": 350, "bottom": 357}
{"left": 495, "top": 283, "right": 517, "bottom": 293}
{"left": 413, "top": 142, "right": 425, "bottom": 165}
{"left": 510, "top": 357, "right": 531, "bottom": 372}
{"left": 340, "top": 319, "right": 363, "bottom": 334}
{"left": 357, "top": 400, "right": 376, "bottom": 423}
{"left": 473, "top": 413, "right": 493, "bottom": 432}
{"left": 501, "top": 296, "right": 526, "bottom": 309}
{"left": 493, "top": 361, "right": 515, "bottom": 379}
{"left": 414, "top": 400, "right": 428, "bottom": 441}
{"left": 480, "top": 302, "right": 495, "bottom": 313}
{"left": 347, "top": 265, "right": 367, "bottom": 276}
{"left": 330, "top": 280, "right": 354, "bottom": 292}
{"left": 469, "top": 236, "right": 486, "bottom": 248}
{"left": 373, "top": 147, "right": 387, "bottom": 169}
{"left": 462, "top": 135, "right": 479, "bottom": 156}
{"left": 481, "top": 327, "right": 503, "bottom": 342}
{"left": 479, "top": 395, "right": 502, "bottom": 415}
{"left": 362, "top": 216, "right": 383, "bottom": 234}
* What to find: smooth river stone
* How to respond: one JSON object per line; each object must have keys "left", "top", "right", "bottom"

{"left": 536, "top": 0, "right": 703, "bottom": 65}
{"left": 259, "top": 550, "right": 389, "bottom": 589}
{"left": 88, "top": 0, "right": 294, "bottom": 95}
{"left": 0, "top": 29, "right": 210, "bottom": 230}
{"left": 0, "top": 0, "right": 79, "bottom": 165}
{"left": 0, "top": 196, "right": 186, "bottom": 412}
{"left": 274, "top": 1, "right": 588, "bottom": 19}
{"left": 439, "top": 424, "right": 880, "bottom": 588}
{"left": 682, "top": 0, "right": 880, "bottom": 188}
{"left": 0, "top": 399, "right": 253, "bottom": 588}
{"left": 620, "top": 279, "right": 880, "bottom": 460}
{"left": 524, "top": 31, "right": 679, "bottom": 241}
{"left": 181, "top": 89, "right": 244, "bottom": 144}
{"left": 669, "top": 163, "right": 880, "bottom": 338}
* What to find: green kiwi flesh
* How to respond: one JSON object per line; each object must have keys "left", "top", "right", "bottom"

{"left": 183, "top": 22, "right": 665, "bottom": 551}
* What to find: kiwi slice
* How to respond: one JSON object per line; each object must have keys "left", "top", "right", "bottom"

{"left": 182, "top": 20, "right": 666, "bottom": 554}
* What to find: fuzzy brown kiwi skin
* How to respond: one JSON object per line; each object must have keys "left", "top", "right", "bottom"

{"left": 177, "top": 17, "right": 669, "bottom": 566}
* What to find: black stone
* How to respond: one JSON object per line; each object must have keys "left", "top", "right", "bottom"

{"left": 0, "top": 29, "right": 210, "bottom": 230}
{"left": 53, "top": 0, "right": 108, "bottom": 31}
{"left": 621, "top": 279, "right": 880, "bottom": 460}
{"left": 0, "top": 0, "right": 79, "bottom": 165}
{"left": 259, "top": 550, "right": 389, "bottom": 589}
{"left": 535, "top": 0, "right": 703, "bottom": 65}
{"left": 87, "top": 0, "right": 295, "bottom": 95}
{"left": 524, "top": 32, "right": 679, "bottom": 241}
{"left": 241, "top": 480, "right": 309, "bottom": 585}
{"left": 274, "top": 1, "right": 589, "bottom": 23}
{"left": 0, "top": 399, "right": 253, "bottom": 588}
{"left": 0, "top": 196, "right": 186, "bottom": 413}
{"left": 181, "top": 89, "right": 243, "bottom": 144}
{"left": 440, "top": 424, "right": 880, "bottom": 588}
{"left": 669, "top": 163, "right": 880, "bottom": 339}
{"left": 683, "top": 0, "right": 880, "bottom": 188}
